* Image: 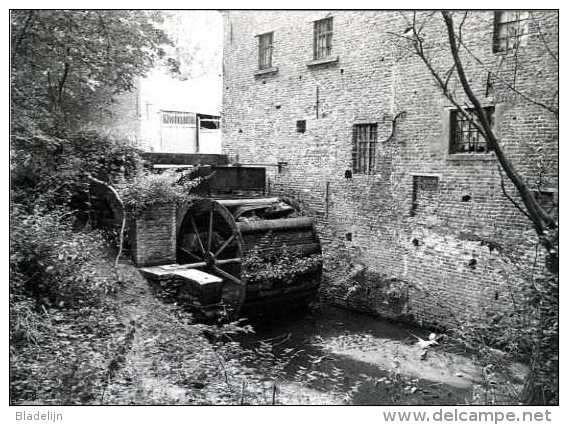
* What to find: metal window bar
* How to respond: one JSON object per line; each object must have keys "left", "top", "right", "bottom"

{"left": 494, "top": 11, "right": 529, "bottom": 52}
{"left": 352, "top": 124, "right": 378, "bottom": 174}
{"left": 314, "top": 17, "right": 333, "bottom": 59}
{"left": 451, "top": 107, "right": 494, "bottom": 154}
{"left": 258, "top": 32, "right": 273, "bottom": 69}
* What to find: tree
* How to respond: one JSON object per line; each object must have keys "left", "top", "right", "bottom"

{"left": 11, "top": 10, "right": 172, "bottom": 211}
{"left": 390, "top": 11, "right": 558, "bottom": 404}
{"left": 11, "top": 10, "right": 170, "bottom": 133}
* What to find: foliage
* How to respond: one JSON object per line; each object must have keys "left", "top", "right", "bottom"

{"left": 116, "top": 169, "right": 202, "bottom": 215}
{"left": 11, "top": 10, "right": 169, "bottom": 215}
{"left": 444, "top": 246, "right": 558, "bottom": 405}
{"left": 242, "top": 238, "right": 322, "bottom": 289}
{"left": 10, "top": 204, "right": 116, "bottom": 310}
{"left": 11, "top": 130, "right": 144, "bottom": 213}
{"left": 11, "top": 10, "right": 169, "bottom": 132}
{"left": 10, "top": 300, "right": 127, "bottom": 404}
{"left": 9, "top": 203, "right": 129, "bottom": 404}
{"left": 159, "top": 11, "right": 222, "bottom": 80}
{"left": 9, "top": 10, "right": 237, "bottom": 406}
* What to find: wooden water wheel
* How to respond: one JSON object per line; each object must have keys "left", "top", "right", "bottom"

{"left": 175, "top": 197, "right": 322, "bottom": 319}
{"left": 176, "top": 199, "right": 246, "bottom": 318}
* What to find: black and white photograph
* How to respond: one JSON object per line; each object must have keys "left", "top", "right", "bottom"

{"left": 8, "top": 3, "right": 560, "bottom": 420}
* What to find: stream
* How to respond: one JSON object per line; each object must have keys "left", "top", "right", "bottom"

{"left": 240, "top": 305, "right": 480, "bottom": 405}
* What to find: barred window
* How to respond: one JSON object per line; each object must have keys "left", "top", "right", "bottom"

{"left": 161, "top": 111, "right": 196, "bottom": 126}
{"left": 450, "top": 107, "right": 494, "bottom": 154}
{"left": 313, "top": 17, "right": 333, "bottom": 60}
{"left": 493, "top": 11, "right": 529, "bottom": 52}
{"left": 258, "top": 32, "right": 273, "bottom": 70}
{"left": 352, "top": 123, "right": 377, "bottom": 174}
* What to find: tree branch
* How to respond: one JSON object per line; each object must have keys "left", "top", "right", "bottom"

{"left": 407, "top": 18, "right": 487, "bottom": 138}
{"left": 529, "top": 11, "right": 558, "bottom": 63}
{"left": 441, "top": 11, "right": 556, "bottom": 236}
{"left": 497, "top": 165, "right": 533, "bottom": 223}
{"left": 87, "top": 175, "right": 126, "bottom": 267}
{"left": 456, "top": 24, "right": 558, "bottom": 118}
{"left": 13, "top": 10, "right": 36, "bottom": 58}
{"left": 57, "top": 61, "right": 70, "bottom": 105}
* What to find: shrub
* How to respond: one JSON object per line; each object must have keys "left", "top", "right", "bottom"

{"left": 11, "top": 129, "right": 143, "bottom": 213}
{"left": 10, "top": 204, "right": 115, "bottom": 309}
{"left": 447, "top": 249, "right": 558, "bottom": 405}
{"left": 116, "top": 169, "right": 201, "bottom": 215}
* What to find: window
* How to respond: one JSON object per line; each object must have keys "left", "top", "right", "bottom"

{"left": 450, "top": 107, "right": 494, "bottom": 154}
{"left": 493, "top": 11, "right": 529, "bottom": 52}
{"left": 296, "top": 120, "right": 306, "bottom": 133}
{"left": 352, "top": 123, "right": 377, "bottom": 174}
{"left": 198, "top": 114, "right": 220, "bottom": 130}
{"left": 533, "top": 190, "right": 558, "bottom": 218}
{"left": 258, "top": 32, "right": 273, "bottom": 70}
{"left": 313, "top": 17, "right": 333, "bottom": 60}
{"left": 161, "top": 111, "right": 196, "bottom": 126}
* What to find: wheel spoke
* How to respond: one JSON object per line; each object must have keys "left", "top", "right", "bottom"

{"left": 180, "top": 261, "right": 207, "bottom": 269}
{"left": 215, "top": 257, "right": 241, "bottom": 265}
{"left": 207, "top": 209, "right": 214, "bottom": 252}
{"left": 189, "top": 216, "right": 206, "bottom": 254}
{"left": 179, "top": 247, "right": 203, "bottom": 262}
{"left": 213, "top": 265, "right": 242, "bottom": 285}
{"left": 214, "top": 233, "right": 236, "bottom": 258}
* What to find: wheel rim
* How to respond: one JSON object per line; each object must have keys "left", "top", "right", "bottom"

{"left": 177, "top": 199, "right": 246, "bottom": 319}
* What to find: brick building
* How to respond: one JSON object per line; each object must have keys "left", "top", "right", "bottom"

{"left": 221, "top": 11, "right": 558, "bottom": 327}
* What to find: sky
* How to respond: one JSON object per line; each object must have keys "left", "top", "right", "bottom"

{"left": 140, "top": 11, "right": 224, "bottom": 115}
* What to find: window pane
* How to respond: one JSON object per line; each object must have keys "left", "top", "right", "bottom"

{"left": 353, "top": 124, "right": 378, "bottom": 174}
{"left": 450, "top": 108, "right": 494, "bottom": 154}
{"left": 258, "top": 33, "right": 273, "bottom": 69}
{"left": 314, "top": 17, "right": 333, "bottom": 59}
{"left": 495, "top": 11, "right": 529, "bottom": 52}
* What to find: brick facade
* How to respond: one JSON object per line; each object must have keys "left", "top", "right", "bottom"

{"left": 221, "top": 11, "right": 558, "bottom": 327}
{"left": 129, "top": 203, "right": 177, "bottom": 267}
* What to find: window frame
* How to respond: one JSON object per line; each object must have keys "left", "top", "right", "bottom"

{"left": 352, "top": 123, "right": 378, "bottom": 175}
{"left": 257, "top": 31, "right": 274, "bottom": 70}
{"left": 493, "top": 11, "right": 530, "bottom": 53}
{"left": 449, "top": 106, "right": 495, "bottom": 155}
{"left": 160, "top": 110, "right": 196, "bottom": 126}
{"left": 313, "top": 17, "right": 333, "bottom": 60}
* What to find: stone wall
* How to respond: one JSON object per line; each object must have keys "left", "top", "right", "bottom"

{"left": 221, "top": 11, "right": 558, "bottom": 327}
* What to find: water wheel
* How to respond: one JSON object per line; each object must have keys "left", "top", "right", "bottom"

{"left": 176, "top": 199, "right": 246, "bottom": 318}
{"left": 176, "top": 197, "right": 322, "bottom": 320}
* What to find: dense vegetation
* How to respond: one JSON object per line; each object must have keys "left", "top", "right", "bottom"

{"left": 9, "top": 11, "right": 309, "bottom": 405}
{"left": 10, "top": 10, "right": 558, "bottom": 405}
{"left": 10, "top": 10, "right": 198, "bottom": 404}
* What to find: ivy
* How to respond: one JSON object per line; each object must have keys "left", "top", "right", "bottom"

{"left": 242, "top": 234, "right": 322, "bottom": 289}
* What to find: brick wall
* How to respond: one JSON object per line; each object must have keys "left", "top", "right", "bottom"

{"left": 129, "top": 203, "right": 177, "bottom": 267}
{"left": 221, "top": 11, "right": 558, "bottom": 327}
